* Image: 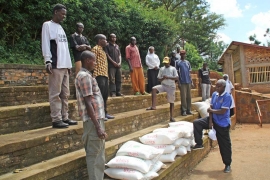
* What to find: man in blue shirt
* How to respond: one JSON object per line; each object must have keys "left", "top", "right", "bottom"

{"left": 175, "top": 50, "right": 194, "bottom": 116}
{"left": 192, "top": 79, "right": 232, "bottom": 173}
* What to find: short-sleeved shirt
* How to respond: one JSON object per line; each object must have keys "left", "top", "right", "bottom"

{"left": 170, "top": 57, "right": 178, "bottom": 67}
{"left": 75, "top": 68, "right": 105, "bottom": 122}
{"left": 70, "top": 32, "right": 90, "bottom": 62}
{"left": 91, "top": 45, "right": 108, "bottom": 77}
{"left": 175, "top": 60, "right": 192, "bottom": 84}
{"left": 210, "top": 91, "right": 232, "bottom": 127}
{"left": 199, "top": 68, "right": 211, "bottom": 84}
{"left": 105, "top": 42, "right": 121, "bottom": 68}
{"left": 125, "top": 44, "right": 142, "bottom": 68}
{"left": 157, "top": 66, "right": 178, "bottom": 88}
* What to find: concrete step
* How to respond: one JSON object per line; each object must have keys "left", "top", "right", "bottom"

{"left": 0, "top": 97, "right": 201, "bottom": 175}
{"left": 0, "top": 114, "right": 202, "bottom": 180}
{"left": 0, "top": 90, "right": 199, "bottom": 135}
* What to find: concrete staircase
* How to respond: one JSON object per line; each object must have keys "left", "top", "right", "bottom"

{"left": 0, "top": 83, "right": 215, "bottom": 180}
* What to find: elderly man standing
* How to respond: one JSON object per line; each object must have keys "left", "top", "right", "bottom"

{"left": 193, "top": 79, "right": 232, "bottom": 173}
{"left": 175, "top": 50, "right": 194, "bottom": 116}
{"left": 42, "top": 4, "right": 77, "bottom": 128}
{"left": 92, "top": 34, "right": 114, "bottom": 120}
{"left": 125, "top": 37, "right": 148, "bottom": 95}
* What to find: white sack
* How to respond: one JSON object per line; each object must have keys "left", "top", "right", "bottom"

{"left": 106, "top": 156, "right": 153, "bottom": 173}
{"left": 159, "top": 151, "right": 177, "bottom": 163}
{"left": 174, "top": 138, "right": 190, "bottom": 147}
{"left": 149, "top": 144, "right": 175, "bottom": 154}
{"left": 116, "top": 141, "right": 164, "bottom": 160}
{"left": 192, "top": 101, "right": 209, "bottom": 118}
{"left": 176, "top": 146, "right": 187, "bottom": 156}
{"left": 105, "top": 168, "right": 158, "bottom": 180}
{"left": 139, "top": 132, "right": 178, "bottom": 145}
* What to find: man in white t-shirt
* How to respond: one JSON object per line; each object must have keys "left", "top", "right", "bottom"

{"left": 146, "top": 57, "right": 178, "bottom": 122}
{"left": 42, "top": 4, "right": 77, "bottom": 128}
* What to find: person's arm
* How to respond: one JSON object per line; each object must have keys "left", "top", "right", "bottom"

{"left": 41, "top": 22, "right": 53, "bottom": 74}
{"left": 198, "top": 69, "right": 202, "bottom": 85}
{"left": 207, "top": 94, "right": 231, "bottom": 115}
{"left": 145, "top": 55, "right": 154, "bottom": 69}
{"left": 105, "top": 46, "right": 118, "bottom": 67}
{"left": 125, "top": 46, "right": 133, "bottom": 72}
{"left": 82, "top": 37, "right": 91, "bottom": 50}
{"left": 155, "top": 56, "right": 160, "bottom": 69}
{"left": 157, "top": 68, "right": 165, "bottom": 82}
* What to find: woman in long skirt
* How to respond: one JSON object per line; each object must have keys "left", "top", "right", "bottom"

{"left": 146, "top": 46, "right": 160, "bottom": 93}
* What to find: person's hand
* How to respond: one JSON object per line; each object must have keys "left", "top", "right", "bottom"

{"left": 207, "top": 108, "right": 212, "bottom": 113}
{"left": 113, "top": 62, "right": 119, "bottom": 68}
{"left": 46, "top": 63, "right": 53, "bottom": 74}
{"left": 96, "top": 127, "right": 108, "bottom": 140}
{"left": 68, "top": 69, "right": 71, "bottom": 75}
{"left": 118, "top": 63, "right": 121, "bottom": 68}
{"left": 154, "top": 66, "right": 158, "bottom": 70}
{"left": 163, "top": 75, "right": 168, "bottom": 79}
{"left": 130, "top": 67, "right": 133, "bottom": 73}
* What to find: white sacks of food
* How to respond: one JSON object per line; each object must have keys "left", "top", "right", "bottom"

{"left": 192, "top": 98, "right": 211, "bottom": 118}
{"left": 139, "top": 132, "right": 178, "bottom": 145}
{"left": 105, "top": 141, "right": 165, "bottom": 180}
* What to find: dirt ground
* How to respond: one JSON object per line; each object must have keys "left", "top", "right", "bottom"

{"left": 184, "top": 123, "right": 270, "bottom": 180}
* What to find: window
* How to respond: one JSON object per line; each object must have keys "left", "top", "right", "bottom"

{"left": 249, "top": 66, "right": 270, "bottom": 83}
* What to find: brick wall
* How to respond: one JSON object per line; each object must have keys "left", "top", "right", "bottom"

{"left": 235, "top": 90, "right": 270, "bottom": 124}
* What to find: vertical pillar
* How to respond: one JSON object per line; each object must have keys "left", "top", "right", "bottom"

{"left": 239, "top": 45, "right": 247, "bottom": 87}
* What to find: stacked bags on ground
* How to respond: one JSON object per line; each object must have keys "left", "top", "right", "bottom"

{"left": 105, "top": 141, "right": 166, "bottom": 180}
{"left": 139, "top": 121, "right": 195, "bottom": 163}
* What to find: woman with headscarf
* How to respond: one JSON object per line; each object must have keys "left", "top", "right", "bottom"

{"left": 146, "top": 46, "right": 160, "bottom": 93}
{"left": 223, "top": 74, "right": 235, "bottom": 116}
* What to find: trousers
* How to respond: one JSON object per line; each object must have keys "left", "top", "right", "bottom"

{"left": 48, "top": 68, "right": 70, "bottom": 122}
{"left": 193, "top": 116, "right": 232, "bottom": 166}
{"left": 96, "top": 76, "right": 108, "bottom": 114}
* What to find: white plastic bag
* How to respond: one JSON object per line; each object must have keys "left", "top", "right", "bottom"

{"left": 208, "top": 127, "right": 217, "bottom": 140}
{"left": 139, "top": 132, "right": 178, "bottom": 145}
{"left": 106, "top": 156, "right": 154, "bottom": 173}
{"left": 105, "top": 168, "right": 159, "bottom": 180}
{"left": 159, "top": 151, "right": 177, "bottom": 162}
{"left": 149, "top": 144, "right": 175, "bottom": 154}
{"left": 116, "top": 141, "right": 164, "bottom": 160}
{"left": 176, "top": 146, "right": 187, "bottom": 156}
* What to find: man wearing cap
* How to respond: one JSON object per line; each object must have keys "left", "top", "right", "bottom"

{"left": 175, "top": 50, "right": 194, "bottom": 116}
{"left": 146, "top": 57, "right": 178, "bottom": 122}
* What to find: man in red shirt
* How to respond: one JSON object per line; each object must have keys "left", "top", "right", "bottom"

{"left": 125, "top": 37, "right": 148, "bottom": 95}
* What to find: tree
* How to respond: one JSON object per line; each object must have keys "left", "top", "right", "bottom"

{"left": 204, "top": 41, "right": 227, "bottom": 70}
{"left": 184, "top": 42, "right": 203, "bottom": 69}
{"left": 264, "top": 28, "right": 270, "bottom": 47}
{"left": 249, "top": 34, "right": 261, "bottom": 45}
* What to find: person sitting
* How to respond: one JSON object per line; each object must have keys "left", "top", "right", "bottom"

{"left": 146, "top": 57, "right": 178, "bottom": 122}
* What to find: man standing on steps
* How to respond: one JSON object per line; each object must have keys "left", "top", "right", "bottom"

{"left": 105, "top": 33, "right": 123, "bottom": 97}
{"left": 198, "top": 62, "right": 211, "bottom": 101}
{"left": 75, "top": 51, "right": 107, "bottom": 180}
{"left": 70, "top": 22, "right": 91, "bottom": 76}
{"left": 192, "top": 79, "right": 232, "bottom": 173}
{"left": 146, "top": 57, "right": 178, "bottom": 122}
{"left": 175, "top": 50, "right": 194, "bottom": 116}
{"left": 125, "top": 37, "right": 148, "bottom": 95}
{"left": 41, "top": 4, "right": 77, "bottom": 128}
{"left": 92, "top": 34, "right": 114, "bottom": 120}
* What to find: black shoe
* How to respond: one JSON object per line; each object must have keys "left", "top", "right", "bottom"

{"left": 224, "top": 165, "right": 231, "bottom": 173}
{"left": 116, "top": 93, "right": 124, "bottom": 96}
{"left": 170, "top": 118, "right": 176, "bottom": 122}
{"left": 106, "top": 114, "right": 115, "bottom": 119}
{"left": 111, "top": 93, "right": 116, "bottom": 97}
{"left": 186, "top": 111, "right": 193, "bottom": 115}
{"left": 192, "top": 144, "right": 204, "bottom": 150}
{"left": 182, "top": 112, "right": 187, "bottom": 116}
{"left": 52, "top": 121, "right": 69, "bottom": 128}
{"left": 63, "top": 119, "right": 78, "bottom": 125}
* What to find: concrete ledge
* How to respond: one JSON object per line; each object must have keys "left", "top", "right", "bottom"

{"left": 0, "top": 115, "right": 200, "bottom": 180}
{"left": 0, "top": 98, "right": 201, "bottom": 175}
{"left": 0, "top": 90, "right": 199, "bottom": 135}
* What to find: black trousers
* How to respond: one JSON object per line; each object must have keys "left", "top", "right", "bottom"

{"left": 108, "top": 67, "right": 122, "bottom": 95}
{"left": 193, "top": 116, "right": 232, "bottom": 166}
{"left": 147, "top": 69, "right": 160, "bottom": 93}
{"left": 96, "top": 76, "right": 108, "bottom": 114}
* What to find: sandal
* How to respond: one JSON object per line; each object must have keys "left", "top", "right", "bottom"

{"left": 146, "top": 107, "right": 156, "bottom": 110}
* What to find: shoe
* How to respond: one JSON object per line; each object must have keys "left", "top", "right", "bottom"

{"left": 186, "top": 111, "right": 193, "bottom": 115}
{"left": 52, "top": 121, "right": 69, "bottom": 128}
{"left": 111, "top": 93, "right": 116, "bottom": 97}
{"left": 104, "top": 117, "right": 108, "bottom": 121}
{"left": 106, "top": 114, "right": 115, "bottom": 119}
{"left": 142, "top": 92, "right": 149, "bottom": 95}
{"left": 224, "top": 165, "right": 231, "bottom": 173}
{"left": 63, "top": 119, "right": 78, "bottom": 125}
{"left": 116, "top": 93, "right": 124, "bottom": 96}
{"left": 192, "top": 144, "right": 204, "bottom": 150}
{"left": 134, "top": 92, "right": 141, "bottom": 95}
{"left": 170, "top": 118, "right": 176, "bottom": 122}
{"left": 182, "top": 112, "right": 187, "bottom": 116}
